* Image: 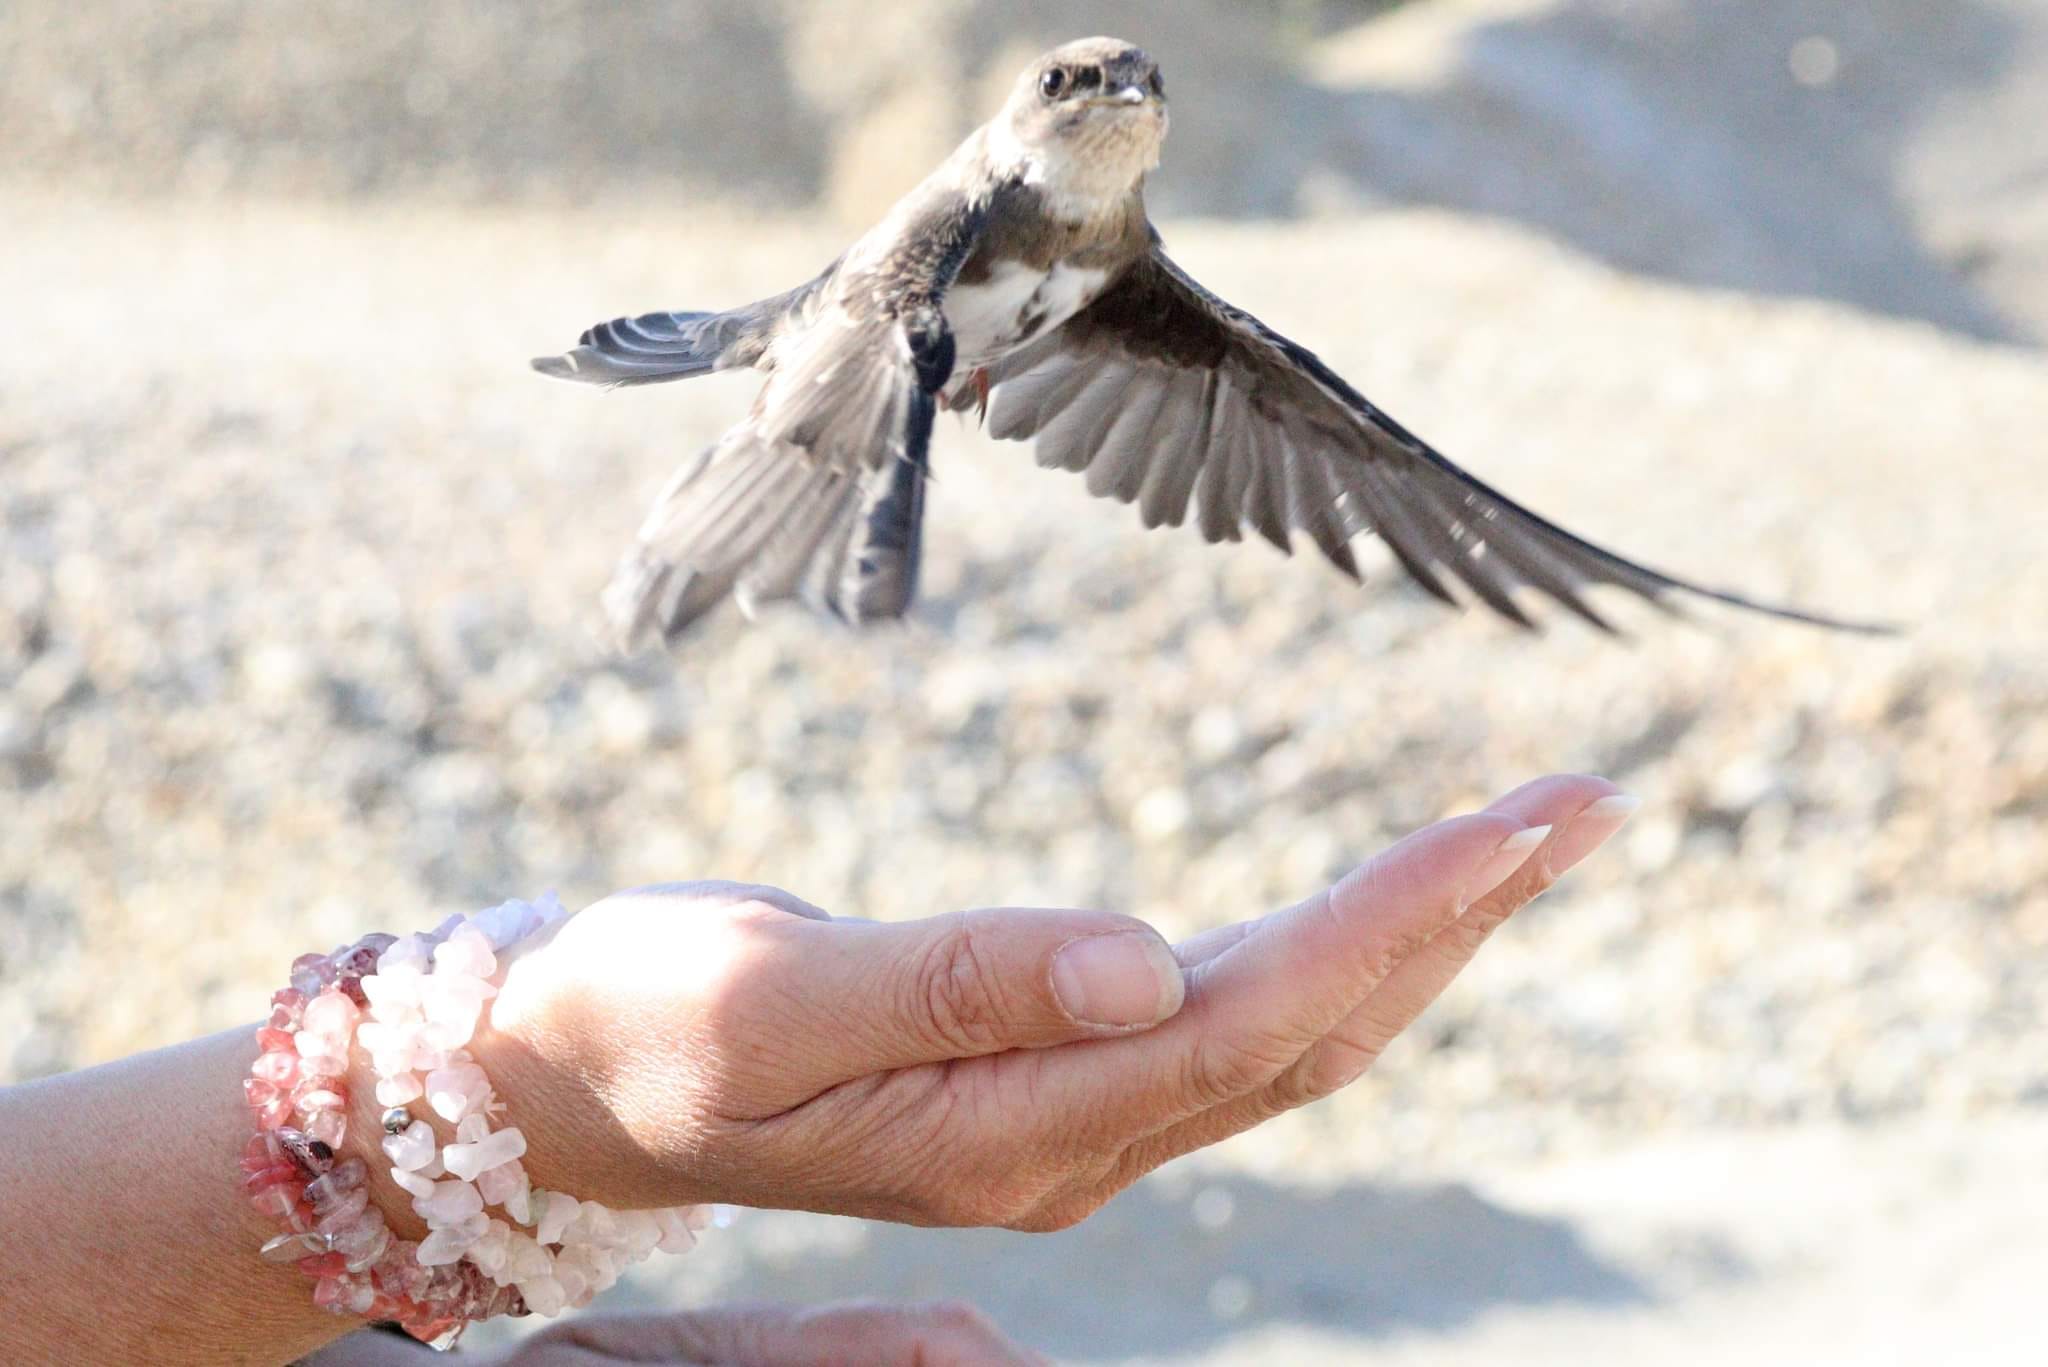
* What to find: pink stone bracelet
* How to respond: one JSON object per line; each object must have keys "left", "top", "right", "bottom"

{"left": 246, "top": 896, "right": 715, "bottom": 1348}
{"left": 242, "top": 933, "right": 516, "bottom": 1347}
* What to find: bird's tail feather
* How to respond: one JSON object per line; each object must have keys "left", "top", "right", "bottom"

{"left": 603, "top": 436, "right": 931, "bottom": 650}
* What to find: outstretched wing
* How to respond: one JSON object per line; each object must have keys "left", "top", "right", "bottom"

{"left": 603, "top": 200, "right": 990, "bottom": 650}
{"left": 968, "top": 248, "right": 1889, "bottom": 634}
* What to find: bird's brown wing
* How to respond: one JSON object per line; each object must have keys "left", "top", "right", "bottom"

{"left": 970, "top": 248, "right": 1888, "bottom": 634}
{"left": 606, "top": 198, "right": 991, "bottom": 649}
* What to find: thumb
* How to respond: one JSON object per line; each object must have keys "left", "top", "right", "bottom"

{"left": 766, "top": 904, "right": 1187, "bottom": 1078}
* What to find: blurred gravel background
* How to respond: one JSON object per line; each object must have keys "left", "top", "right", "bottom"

{"left": 2, "top": 1, "right": 2044, "bottom": 1361}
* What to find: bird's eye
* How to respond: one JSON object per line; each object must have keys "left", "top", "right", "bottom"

{"left": 1148, "top": 70, "right": 1166, "bottom": 98}
{"left": 1073, "top": 66, "right": 1102, "bottom": 93}
{"left": 1039, "top": 67, "right": 1069, "bottom": 99}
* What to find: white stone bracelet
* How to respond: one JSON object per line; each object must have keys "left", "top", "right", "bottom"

{"left": 360, "top": 895, "right": 714, "bottom": 1318}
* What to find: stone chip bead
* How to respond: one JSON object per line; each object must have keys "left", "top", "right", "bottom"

{"left": 314, "top": 1188, "right": 372, "bottom": 1235}
{"left": 391, "top": 1167, "right": 438, "bottom": 1202}
{"left": 653, "top": 1208, "right": 703, "bottom": 1255}
{"left": 476, "top": 1156, "right": 529, "bottom": 1215}
{"left": 533, "top": 1192, "right": 581, "bottom": 1247}
{"left": 382, "top": 1119, "right": 438, "bottom": 1172}
{"left": 417, "top": 1216, "right": 491, "bottom": 1268}
{"left": 267, "top": 988, "right": 307, "bottom": 1031}
{"left": 278, "top": 1130, "right": 336, "bottom": 1176}
{"left": 444, "top": 1125, "right": 527, "bottom": 1183}
{"left": 425, "top": 1060, "right": 492, "bottom": 1124}
{"left": 469, "top": 895, "right": 552, "bottom": 951}
{"left": 289, "top": 952, "right": 339, "bottom": 998}
{"left": 375, "top": 1070, "right": 426, "bottom": 1108}
{"left": 433, "top": 924, "right": 498, "bottom": 981}
{"left": 260, "top": 1232, "right": 331, "bottom": 1263}
{"left": 303, "top": 1156, "right": 366, "bottom": 1205}
{"left": 416, "top": 1179, "right": 486, "bottom": 1227}
{"left": 417, "top": 975, "right": 497, "bottom": 1053}
{"left": 302, "top": 1108, "right": 346, "bottom": 1150}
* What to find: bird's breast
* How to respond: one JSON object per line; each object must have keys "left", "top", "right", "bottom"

{"left": 944, "top": 258, "right": 1110, "bottom": 366}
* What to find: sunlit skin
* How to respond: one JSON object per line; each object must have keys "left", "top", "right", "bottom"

{"left": 0, "top": 775, "right": 1634, "bottom": 1361}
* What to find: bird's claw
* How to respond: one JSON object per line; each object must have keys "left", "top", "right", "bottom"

{"left": 970, "top": 367, "right": 991, "bottom": 426}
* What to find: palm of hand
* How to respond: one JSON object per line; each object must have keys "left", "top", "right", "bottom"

{"left": 472, "top": 775, "right": 1633, "bottom": 1232}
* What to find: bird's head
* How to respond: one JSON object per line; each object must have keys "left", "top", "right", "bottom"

{"left": 991, "top": 38, "right": 1169, "bottom": 210}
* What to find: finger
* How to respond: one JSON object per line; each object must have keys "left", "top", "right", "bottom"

{"left": 1169, "top": 918, "right": 1255, "bottom": 971}
{"left": 683, "top": 905, "right": 1187, "bottom": 1115}
{"left": 1036, "top": 807, "right": 1550, "bottom": 1143}
{"left": 1293, "top": 776, "right": 1637, "bottom": 1093}
{"left": 1116, "top": 778, "right": 1634, "bottom": 1176}
{"left": 797, "top": 906, "right": 1185, "bottom": 1062}
{"left": 542, "top": 1302, "right": 1043, "bottom": 1367}
{"left": 1165, "top": 776, "right": 1620, "bottom": 974}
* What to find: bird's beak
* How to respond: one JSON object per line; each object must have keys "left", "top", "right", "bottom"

{"left": 1103, "top": 83, "right": 1149, "bottom": 106}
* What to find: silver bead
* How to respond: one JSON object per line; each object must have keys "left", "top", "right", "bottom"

{"left": 381, "top": 1106, "right": 413, "bottom": 1135}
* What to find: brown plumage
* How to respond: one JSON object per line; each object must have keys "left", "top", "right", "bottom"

{"left": 534, "top": 37, "right": 1886, "bottom": 649}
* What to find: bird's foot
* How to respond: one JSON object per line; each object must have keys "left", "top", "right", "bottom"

{"left": 970, "top": 367, "right": 991, "bottom": 425}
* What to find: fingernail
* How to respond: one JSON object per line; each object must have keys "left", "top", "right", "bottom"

{"left": 1460, "top": 824, "right": 1552, "bottom": 908}
{"left": 1053, "top": 932, "right": 1185, "bottom": 1027}
{"left": 1546, "top": 793, "right": 1642, "bottom": 876}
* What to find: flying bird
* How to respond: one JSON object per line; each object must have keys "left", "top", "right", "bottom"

{"left": 534, "top": 36, "right": 1883, "bottom": 648}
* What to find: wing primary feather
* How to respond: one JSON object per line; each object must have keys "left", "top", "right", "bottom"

{"left": 1037, "top": 367, "right": 1138, "bottom": 473}
{"left": 1239, "top": 415, "right": 1296, "bottom": 555}
{"left": 1277, "top": 415, "right": 1362, "bottom": 580}
{"left": 1347, "top": 461, "right": 1468, "bottom": 610}
{"left": 1197, "top": 374, "right": 1252, "bottom": 544}
{"left": 1086, "top": 376, "right": 1174, "bottom": 503}
{"left": 1137, "top": 368, "right": 1217, "bottom": 530}
{"left": 988, "top": 352, "right": 1094, "bottom": 439}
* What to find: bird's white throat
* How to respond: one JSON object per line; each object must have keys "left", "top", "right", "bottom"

{"left": 984, "top": 115, "right": 1159, "bottom": 221}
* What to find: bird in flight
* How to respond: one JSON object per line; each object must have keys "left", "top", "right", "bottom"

{"left": 535, "top": 36, "right": 1882, "bottom": 649}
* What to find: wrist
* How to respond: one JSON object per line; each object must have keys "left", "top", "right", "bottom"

{"left": 460, "top": 924, "right": 647, "bottom": 1211}
{"left": 352, "top": 899, "right": 716, "bottom": 1316}
{"left": 341, "top": 1047, "right": 427, "bottom": 1241}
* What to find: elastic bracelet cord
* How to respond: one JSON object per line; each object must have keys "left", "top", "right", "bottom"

{"left": 241, "top": 895, "right": 713, "bottom": 1349}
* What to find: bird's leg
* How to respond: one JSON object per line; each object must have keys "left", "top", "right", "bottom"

{"left": 969, "top": 366, "right": 991, "bottom": 425}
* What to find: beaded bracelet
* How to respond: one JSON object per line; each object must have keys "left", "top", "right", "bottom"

{"left": 359, "top": 898, "right": 711, "bottom": 1318}
{"left": 242, "top": 895, "right": 712, "bottom": 1348}
{"left": 241, "top": 932, "right": 511, "bottom": 1345}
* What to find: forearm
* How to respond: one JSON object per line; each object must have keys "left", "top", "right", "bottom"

{"left": 0, "top": 1029, "right": 360, "bottom": 1365}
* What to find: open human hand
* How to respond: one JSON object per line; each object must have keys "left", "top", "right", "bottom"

{"left": 460, "top": 775, "right": 1635, "bottom": 1230}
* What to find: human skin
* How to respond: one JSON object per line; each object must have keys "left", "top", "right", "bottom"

{"left": 0, "top": 774, "right": 1633, "bottom": 1364}
{"left": 304, "top": 1303, "right": 1050, "bottom": 1366}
